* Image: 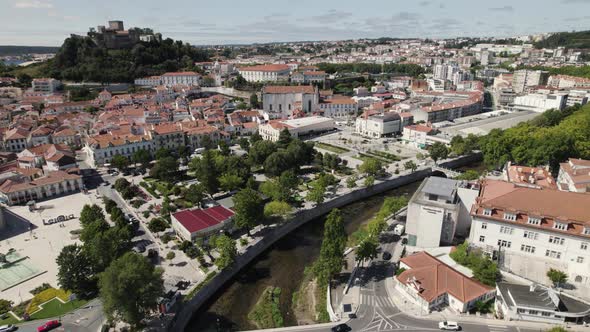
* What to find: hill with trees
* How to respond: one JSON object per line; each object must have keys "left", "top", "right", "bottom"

{"left": 317, "top": 62, "right": 425, "bottom": 77}
{"left": 534, "top": 30, "right": 590, "bottom": 49}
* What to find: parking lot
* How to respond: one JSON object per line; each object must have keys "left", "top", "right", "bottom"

{"left": 0, "top": 192, "right": 102, "bottom": 303}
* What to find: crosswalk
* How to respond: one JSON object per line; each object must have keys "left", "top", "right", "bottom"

{"left": 359, "top": 292, "right": 396, "bottom": 310}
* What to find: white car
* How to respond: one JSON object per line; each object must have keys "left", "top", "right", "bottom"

{"left": 0, "top": 325, "right": 16, "bottom": 332}
{"left": 439, "top": 321, "right": 461, "bottom": 331}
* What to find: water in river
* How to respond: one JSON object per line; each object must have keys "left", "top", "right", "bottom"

{"left": 186, "top": 181, "right": 421, "bottom": 332}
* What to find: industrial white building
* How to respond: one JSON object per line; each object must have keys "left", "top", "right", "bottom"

{"left": 512, "top": 93, "right": 567, "bottom": 113}
{"left": 258, "top": 116, "right": 335, "bottom": 141}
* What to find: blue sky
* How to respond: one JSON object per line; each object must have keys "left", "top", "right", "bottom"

{"left": 1, "top": 0, "right": 590, "bottom": 46}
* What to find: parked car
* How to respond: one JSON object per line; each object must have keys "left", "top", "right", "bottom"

{"left": 382, "top": 251, "right": 392, "bottom": 260}
{"left": 37, "top": 320, "right": 60, "bottom": 332}
{"left": 331, "top": 323, "right": 351, "bottom": 332}
{"left": 393, "top": 224, "right": 405, "bottom": 236}
{"left": 438, "top": 321, "right": 461, "bottom": 331}
{"left": 0, "top": 324, "right": 16, "bottom": 332}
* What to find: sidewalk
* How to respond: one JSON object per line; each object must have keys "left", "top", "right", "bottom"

{"left": 383, "top": 275, "right": 589, "bottom": 332}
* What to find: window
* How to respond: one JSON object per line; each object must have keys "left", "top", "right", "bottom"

{"left": 523, "top": 231, "right": 539, "bottom": 240}
{"left": 549, "top": 236, "right": 565, "bottom": 245}
{"left": 542, "top": 312, "right": 551, "bottom": 317}
{"left": 582, "top": 242, "right": 588, "bottom": 250}
{"left": 584, "top": 228, "right": 590, "bottom": 235}
{"left": 479, "top": 236, "right": 485, "bottom": 243}
{"left": 528, "top": 216, "right": 541, "bottom": 225}
{"left": 520, "top": 244, "right": 536, "bottom": 254}
{"left": 577, "top": 256, "right": 584, "bottom": 263}
{"left": 498, "top": 239, "right": 511, "bottom": 248}
{"left": 554, "top": 222, "right": 568, "bottom": 231}
{"left": 517, "top": 309, "right": 525, "bottom": 314}
{"left": 504, "top": 213, "right": 517, "bottom": 221}
{"left": 545, "top": 250, "right": 561, "bottom": 259}
{"left": 481, "top": 223, "right": 487, "bottom": 230}
{"left": 428, "top": 194, "right": 438, "bottom": 201}
{"left": 483, "top": 209, "right": 492, "bottom": 216}
{"left": 500, "top": 226, "right": 514, "bottom": 235}
{"left": 528, "top": 310, "right": 539, "bottom": 315}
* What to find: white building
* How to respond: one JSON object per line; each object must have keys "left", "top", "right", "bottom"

{"left": 262, "top": 85, "right": 318, "bottom": 119}
{"left": 318, "top": 97, "right": 358, "bottom": 119}
{"left": 469, "top": 179, "right": 590, "bottom": 294}
{"left": 402, "top": 124, "right": 435, "bottom": 149}
{"left": 512, "top": 70, "right": 549, "bottom": 93}
{"left": 258, "top": 116, "right": 334, "bottom": 141}
{"left": 396, "top": 251, "right": 496, "bottom": 314}
{"left": 557, "top": 158, "right": 590, "bottom": 193}
{"left": 238, "top": 64, "right": 290, "bottom": 82}
{"left": 84, "top": 133, "right": 154, "bottom": 168}
{"left": 32, "top": 78, "right": 61, "bottom": 94}
{"left": 160, "top": 72, "right": 201, "bottom": 86}
{"left": 355, "top": 112, "right": 401, "bottom": 138}
{"left": 548, "top": 75, "right": 590, "bottom": 89}
{"left": 406, "top": 177, "right": 479, "bottom": 248}
{"left": 0, "top": 170, "right": 83, "bottom": 206}
{"left": 134, "top": 76, "right": 162, "bottom": 87}
{"left": 512, "top": 93, "right": 567, "bottom": 113}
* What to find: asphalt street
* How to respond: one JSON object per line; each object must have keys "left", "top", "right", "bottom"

{"left": 14, "top": 299, "right": 104, "bottom": 332}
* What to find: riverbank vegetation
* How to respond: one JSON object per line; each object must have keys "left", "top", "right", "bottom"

{"left": 349, "top": 196, "right": 409, "bottom": 246}
{"left": 248, "top": 287, "right": 284, "bottom": 329}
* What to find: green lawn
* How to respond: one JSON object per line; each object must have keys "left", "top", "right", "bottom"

{"left": 314, "top": 142, "right": 349, "bottom": 154}
{"left": 0, "top": 313, "right": 19, "bottom": 325}
{"left": 29, "top": 298, "right": 89, "bottom": 320}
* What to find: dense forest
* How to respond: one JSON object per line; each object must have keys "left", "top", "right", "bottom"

{"left": 317, "top": 62, "right": 425, "bottom": 77}
{"left": 33, "top": 35, "right": 210, "bottom": 83}
{"left": 0, "top": 45, "right": 60, "bottom": 56}
{"left": 534, "top": 30, "right": 590, "bottom": 49}
{"left": 478, "top": 103, "right": 590, "bottom": 172}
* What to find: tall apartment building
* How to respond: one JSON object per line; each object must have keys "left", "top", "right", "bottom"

{"left": 512, "top": 70, "right": 549, "bottom": 93}
{"left": 406, "top": 177, "right": 479, "bottom": 248}
{"left": 469, "top": 180, "right": 590, "bottom": 293}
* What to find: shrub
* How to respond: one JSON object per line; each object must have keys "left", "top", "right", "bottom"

{"left": 30, "top": 283, "right": 52, "bottom": 295}
{"left": 27, "top": 288, "right": 71, "bottom": 314}
{"left": 166, "top": 251, "right": 176, "bottom": 260}
{"left": 142, "top": 210, "right": 150, "bottom": 218}
{"left": 395, "top": 267, "right": 406, "bottom": 276}
{"left": 161, "top": 234, "right": 172, "bottom": 244}
{"left": 240, "top": 238, "right": 248, "bottom": 246}
{"left": 148, "top": 218, "right": 168, "bottom": 233}
{"left": 131, "top": 199, "right": 145, "bottom": 209}
{"left": 0, "top": 299, "right": 13, "bottom": 315}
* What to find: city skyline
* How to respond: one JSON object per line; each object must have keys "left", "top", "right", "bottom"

{"left": 1, "top": 0, "right": 590, "bottom": 46}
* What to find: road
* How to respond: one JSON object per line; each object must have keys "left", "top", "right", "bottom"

{"left": 15, "top": 299, "right": 104, "bottom": 332}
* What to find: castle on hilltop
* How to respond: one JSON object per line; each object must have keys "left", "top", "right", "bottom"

{"left": 87, "top": 20, "right": 161, "bottom": 49}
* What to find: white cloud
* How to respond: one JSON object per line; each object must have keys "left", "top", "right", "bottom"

{"left": 13, "top": 0, "right": 53, "bottom": 9}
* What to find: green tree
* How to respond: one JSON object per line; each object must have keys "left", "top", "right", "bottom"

{"left": 364, "top": 175, "right": 375, "bottom": 187}
{"left": 472, "top": 258, "right": 500, "bottom": 287}
{"left": 219, "top": 172, "right": 243, "bottom": 192}
{"left": 276, "top": 128, "right": 293, "bottom": 149}
{"left": 314, "top": 209, "right": 346, "bottom": 284}
{"left": 455, "top": 170, "right": 480, "bottom": 180}
{"left": 346, "top": 175, "right": 358, "bottom": 188}
{"left": 307, "top": 184, "right": 326, "bottom": 206}
{"left": 149, "top": 156, "right": 178, "bottom": 182}
{"left": 233, "top": 188, "right": 264, "bottom": 234}
{"left": 0, "top": 299, "right": 12, "bottom": 315}
{"left": 215, "top": 234, "right": 237, "bottom": 269}
{"left": 249, "top": 140, "right": 277, "bottom": 166}
{"left": 154, "top": 148, "right": 171, "bottom": 160}
{"left": 99, "top": 252, "right": 164, "bottom": 327}
{"left": 133, "top": 149, "right": 152, "bottom": 170}
{"left": 250, "top": 93, "right": 260, "bottom": 108}
{"left": 80, "top": 218, "right": 110, "bottom": 243}
{"left": 404, "top": 160, "right": 417, "bottom": 172}
{"left": 56, "top": 244, "right": 95, "bottom": 296}
{"left": 428, "top": 142, "right": 449, "bottom": 163}
{"left": 190, "top": 150, "right": 219, "bottom": 194}
{"left": 185, "top": 184, "right": 204, "bottom": 206}
{"left": 359, "top": 158, "right": 383, "bottom": 177}
{"left": 547, "top": 268, "right": 568, "bottom": 288}
{"left": 218, "top": 140, "right": 231, "bottom": 156}
{"left": 264, "top": 151, "right": 292, "bottom": 177}
{"left": 356, "top": 237, "right": 379, "bottom": 264}
{"left": 263, "top": 201, "right": 293, "bottom": 218}
{"left": 85, "top": 226, "right": 132, "bottom": 272}
{"left": 250, "top": 131, "right": 263, "bottom": 144}
{"left": 80, "top": 204, "right": 105, "bottom": 226}
{"left": 238, "top": 137, "right": 250, "bottom": 151}
{"left": 148, "top": 218, "right": 168, "bottom": 233}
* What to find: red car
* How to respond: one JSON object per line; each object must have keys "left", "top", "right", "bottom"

{"left": 37, "top": 320, "right": 60, "bottom": 332}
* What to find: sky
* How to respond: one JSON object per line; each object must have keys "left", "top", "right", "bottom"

{"left": 1, "top": 0, "right": 590, "bottom": 46}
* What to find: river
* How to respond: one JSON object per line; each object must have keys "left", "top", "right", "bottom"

{"left": 186, "top": 181, "right": 422, "bottom": 332}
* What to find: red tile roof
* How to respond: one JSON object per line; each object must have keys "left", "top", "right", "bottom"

{"left": 239, "top": 64, "right": 290, "bottom": 72}
{"left": 263, "top": 85, "right": 316, "bottom": 94}
{"left": 397, "top": 251, "right": 493, "bottom": 303}
{"left": 172, "top": 206, "right": 234, "bottom": 234}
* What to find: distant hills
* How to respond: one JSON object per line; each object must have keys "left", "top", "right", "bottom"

{"left": 534, "top": 30, "right": 590, "bottom": 49}
{"left": 0, "top": 46, "right": 60, "bottom": 56}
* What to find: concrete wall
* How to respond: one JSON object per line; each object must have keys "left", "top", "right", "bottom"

{"left": 169, "top": 153, "right": 482, "bottom": 331}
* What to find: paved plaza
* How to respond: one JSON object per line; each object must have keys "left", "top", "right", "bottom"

{"left": 0, "top": 191, "right": 102, "bottom": 303}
